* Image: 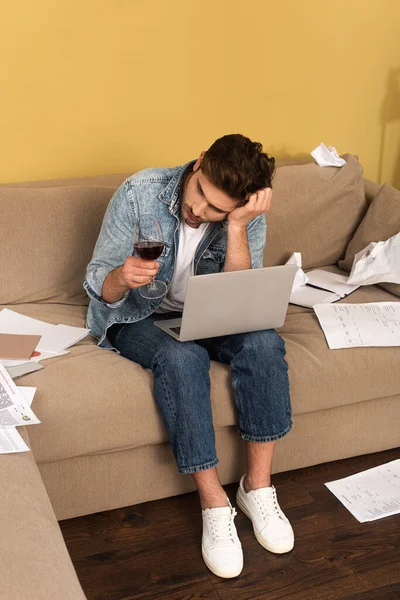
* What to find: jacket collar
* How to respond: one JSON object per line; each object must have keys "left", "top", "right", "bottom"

{"left": 158, "top": 159, "right": 228, "bottom": 229}
{"left": 158, "top": 160, "right": 196, "bottom": 214}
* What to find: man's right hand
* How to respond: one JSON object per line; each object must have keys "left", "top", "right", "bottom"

{"left": 120, "top": 256, "right": 160, "bottom": 289}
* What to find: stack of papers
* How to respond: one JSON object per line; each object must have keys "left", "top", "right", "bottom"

{"left": 290, "top": 269, "right": 360, "bottom": 308}
{"left": 0, "top": 364, "right": 39, "bottom": 454}
{"left": 0, "top": 309, "right": 90, "bottom": 370}
{"left": 314, "top": 302, "right": 400, "bottom": 349}
{"left": 325, "top": 459, "right": 400, "bottom": 522}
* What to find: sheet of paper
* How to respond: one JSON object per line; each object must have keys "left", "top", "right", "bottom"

{"left": 325, "top": 460, "right": 400, "bottom": 522}
{"left": 347, "top": 231, "right": 400, "bottom": 286}
{"left": 290, "top": 285, "right": 341, "bottom": 308}
{"left": 311, "top": 143, "right": 346, "bottom": 167}
{"left": 285, "top": 252, "right": 309, "bottom": 290}
{"left": 0, "top": 308, "right": 89, "bottom": 353}
{"left": 0, "top": 349, "right": 69, "bottom": 368}
{"left": 39, "top": 323, "right": 90, "bottom": 353}
{"left": 0, "top": 308, "right": 55, "bottom": 337}
{"left": 0, "top": 387, "right": 36, "bottom": 454}
{"left": 0, "top": 427, "right": 30, "bottom": 453}
{"left": 313, "top": 302, "right": 400, "bottom": 349}
{"left": 0, "top": 365, "right": 40, "bottom": 426}
{"left": 17, "top": 386, "right": 36, "bottom": 407}
{"left": 4, "top": 362, "right": 44, "bottom": 379}
{"left": 306, "top": 269, "right": 360, "bottom": 298}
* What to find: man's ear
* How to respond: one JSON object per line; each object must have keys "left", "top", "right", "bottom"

{"left": 193, "top": 151, "right": 205, "bottom": 172}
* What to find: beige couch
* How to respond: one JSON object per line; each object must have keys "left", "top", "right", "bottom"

{"left": 1, "top": 155, "right": 399, "bottom": 599}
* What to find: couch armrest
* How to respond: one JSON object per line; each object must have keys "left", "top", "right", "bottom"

{"left": 0, "top": 428, "right": 87, "bottom": 600}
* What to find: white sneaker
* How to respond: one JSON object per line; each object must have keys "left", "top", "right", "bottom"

{"left": 201, "top": 497, "right": 243, "bottom": 578}
{"left": 236, "top": 475, "right": 294, "bottom": 554}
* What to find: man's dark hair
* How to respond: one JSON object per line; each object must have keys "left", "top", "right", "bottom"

{"left": 201, "top": 134, "right": 275, "bottom": 206}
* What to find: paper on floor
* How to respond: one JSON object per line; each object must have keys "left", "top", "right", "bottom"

{"left": 313, "top": 302, "right": 400, "bottom": 349}
{"left": 347, "top": 231, "right": 400, "bottom": 286}
{"left": 311, "top": 143, "right": 346, "bottom": 167}
{"left": 285, "top": 252, "right": 309, "bottom": 290}
{"left": 0, "top": 364, "right": 40, "bottom": 426}
{"left": 325, "top": 460, "right": 400, "bottom": 522}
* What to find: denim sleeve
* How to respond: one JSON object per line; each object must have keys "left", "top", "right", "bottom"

{"left": 247, "top": 213, "right": 267, "bottom": 268}
{"left": 83, "top": 181, "right": 135, "bottom": 308}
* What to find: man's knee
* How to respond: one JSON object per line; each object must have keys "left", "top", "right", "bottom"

{"left": 153, "top": 340, "right": 210, "bottom": 372}
{"left": 241, "top": 329, "right": 286, "bottom": 356}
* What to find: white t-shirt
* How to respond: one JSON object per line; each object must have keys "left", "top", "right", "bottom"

{"left": 156, "top": 220, "right": 209, "bottom": 313}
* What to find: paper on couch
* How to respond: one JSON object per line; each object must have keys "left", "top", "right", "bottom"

{"left": 0, "top": 364, "right": 40, "bottom": 427}
{"left": 306, "top": 270, "right": 360, "bottom": 297}
{"left": 0, "top": 308, "right": 90, "bottom": 353}
{"left": 313, "top": 302, "right": 400, "bottom": 349}
{"left": 0, "top": 427, "right": 30, "bottom": 453}
{"left": 0, "top": 349, "right": 70, "bottom": 368}
{"left": 347, "top": 231, "right": 400, "bottom": 286}
{"left": 311, "top": 143, "right": 346, "bottom": 167}
{"left": 0, "top": 386, "right": 36, "bottom": 454}
{"left": 285, "top": 252, "right": 309, "bottom": 290}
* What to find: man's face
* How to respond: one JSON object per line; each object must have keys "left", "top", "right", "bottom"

{"left": 180, "top": 155, "right": 241, "bottom": 228}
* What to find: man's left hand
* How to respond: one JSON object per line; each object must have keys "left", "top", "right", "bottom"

{"left": 228, "top": 187, "right": 272, "bottom": 228}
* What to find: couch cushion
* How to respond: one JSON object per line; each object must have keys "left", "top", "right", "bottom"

{"left": 5, "top": 268, "right": 399, "bottom": 465}
{"left": 338, "top": 183, "right": 400, "bottom": 297}
{"left": 263, "top": 155, "right": 367, "bottom": 269}
{"left": 0, "top": 186, "right": 119, "bottom": 305}
{"left": 378, "top": 282, "right": 400, "bottom": 298}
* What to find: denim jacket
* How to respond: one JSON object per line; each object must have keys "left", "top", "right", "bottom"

{"left": 83, "top": 160, "right": 267, "bottom": 351}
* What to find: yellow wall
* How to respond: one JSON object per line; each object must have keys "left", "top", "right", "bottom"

{"left": 1, "top": 0, "right": 399, "bottom": 186}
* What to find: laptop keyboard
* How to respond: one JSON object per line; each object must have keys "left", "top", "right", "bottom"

{"left": 171, "top": 327, "right": 181, "bottom": 335}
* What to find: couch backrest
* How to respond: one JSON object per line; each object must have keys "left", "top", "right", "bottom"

{"left": 1, "top": 184, "right": 122, "bottom": 306}
{"left": 0, "top": 156, "right": 369, "bottom": 306}
{"left": 265, "top": 154, "right": 368, "bottom": 269}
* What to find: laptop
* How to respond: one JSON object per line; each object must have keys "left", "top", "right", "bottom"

{"left": 154, "top": 265, "right": 297, "bottom": 342}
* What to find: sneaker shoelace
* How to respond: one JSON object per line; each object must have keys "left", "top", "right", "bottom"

{"left": 252, "top": 487, "right": 287, "bottom": 522}
{"left": 209, "top": 508, "right": 238, "bottom": 544}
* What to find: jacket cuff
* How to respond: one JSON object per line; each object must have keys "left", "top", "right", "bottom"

{"left": 83, "top": 269, "right": 130, "bottom": 308}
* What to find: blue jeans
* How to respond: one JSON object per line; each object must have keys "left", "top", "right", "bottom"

{"left": 107, "top": 312, "right": 292, "bottom": 475}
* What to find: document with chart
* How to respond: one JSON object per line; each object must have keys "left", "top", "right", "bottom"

{"left": 0, "top": 385, "right": 37, "bottom": 454}
{"left": 325, "top": 460, "right": 400, "bottom": 522}
{"left": 0, "top": 365, "right": 40, "bottom": 427}
{"left": 313, "top": 302, "right": 400, "bottom": 349}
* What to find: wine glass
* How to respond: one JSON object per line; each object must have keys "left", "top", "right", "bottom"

{"left": 133, "top": 214, "right": 167, "bottom": 300}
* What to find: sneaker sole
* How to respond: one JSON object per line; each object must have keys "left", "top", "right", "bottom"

{"left": 236, "top": 494, "right": 294, "bottom": 554}
{"left": 201, "top": 546, "right": 243, "bottom": 579}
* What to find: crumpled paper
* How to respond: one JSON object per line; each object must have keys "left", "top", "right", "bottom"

{"left": 311, "top": 143, "right": 346, "bottom": 167}
{"left": 285, "top": 252, "right": 309, "bottom": 289}
{"left": 347, "top": 231, "right": 400, "bottom": 286}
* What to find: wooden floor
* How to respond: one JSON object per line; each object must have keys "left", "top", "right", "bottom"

{"left": 60, "top": 447, "right": 400, "bottom": 600}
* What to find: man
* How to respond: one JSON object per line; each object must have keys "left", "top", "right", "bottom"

{"left": 84, "top": 134, "right": 294, "bottom": 579}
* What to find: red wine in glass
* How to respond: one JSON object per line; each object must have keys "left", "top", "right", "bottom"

{"left": 134, "top": 241, "right": 164, "bottom": 261}
{"left": 133, "top": 215, "right": 167, "bottom": 300}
